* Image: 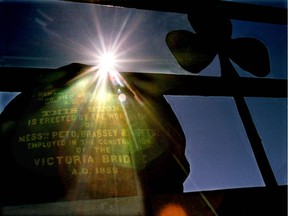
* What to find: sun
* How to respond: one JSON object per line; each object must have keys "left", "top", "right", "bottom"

{"left": 98, "top": 52, "right": 117, "bottom": 72}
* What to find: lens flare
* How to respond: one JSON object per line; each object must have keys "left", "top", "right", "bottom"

{"left": 118, "top": 93, "right": 127, "bottom": 102}
{"left": 158, "top": 203, "right": 187, "bottom": 216}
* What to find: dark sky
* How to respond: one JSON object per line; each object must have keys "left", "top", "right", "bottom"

{"left": 0, "top": 0, "right": 287, "bottom": 191}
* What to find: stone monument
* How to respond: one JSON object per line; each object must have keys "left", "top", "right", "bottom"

{"left": 0, "top": 64, "right": 190, "bottom": 207}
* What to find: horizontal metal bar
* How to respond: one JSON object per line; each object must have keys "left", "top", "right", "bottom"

{"left": 124, "top": 72, "right": 287, "bottom": 98}
{"left": 217, "top": 1, "right": 287, "bottom": 24}
{"left": 0, "top": 66, "right": 286, "bottom": 98}
{"left": 63, "top": 0, "right": 287, "bottom": 24}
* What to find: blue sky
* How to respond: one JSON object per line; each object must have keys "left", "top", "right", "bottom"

{"left": 0, "top": 0, "right": 287, "bottom": 192}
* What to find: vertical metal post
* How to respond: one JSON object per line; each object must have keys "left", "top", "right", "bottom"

{"left": 219, "top": 55, "right": 278, "bottom": 188}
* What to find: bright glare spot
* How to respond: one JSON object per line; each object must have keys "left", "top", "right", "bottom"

{"left": 95, "top": 51, "right": 124, "bottom": 86}
{"left": 90, "top": 50, "right": 126, "bottom": 101}
{"left": 98, "top": 52, "right": 117, "bottom": 72}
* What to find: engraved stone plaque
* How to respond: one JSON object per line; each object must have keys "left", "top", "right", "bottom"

{"left": 0, "top": 65, "right": 189, "bottom": 204}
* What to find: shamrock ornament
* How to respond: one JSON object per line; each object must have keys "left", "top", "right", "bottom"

{"left": 166, "top": 0, "right": 270, "bottom": 78}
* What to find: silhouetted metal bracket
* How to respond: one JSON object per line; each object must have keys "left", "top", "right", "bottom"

{"left": 0, "top": 2, "right": 287, "bottom": 213}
